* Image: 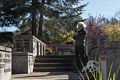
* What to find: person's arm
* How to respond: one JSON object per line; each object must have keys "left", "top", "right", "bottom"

{"left": 73, "top": 32, "right": 78, "bottom": 40}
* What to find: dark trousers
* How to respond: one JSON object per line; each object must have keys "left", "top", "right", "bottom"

{"left": 75, "top": 45, "right": 88, "bottom": 70}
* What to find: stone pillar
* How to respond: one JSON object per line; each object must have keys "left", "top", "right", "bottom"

{"left": 12, "top": 52, "right": 34, "bottom": 74}
{"left": 41, "top": 45, "right": 43, "bottom": 55}
{"left": 0, "top": 46, "right": 11, "bottom": 80}
{"left": 37, "top": 42, "right": 41, "bottom": 55}
{"left": 43, "top": 45, "right": 46, "bottom": 55}
{"left": 33, "top": 38, "right": 37, "bottom": 56}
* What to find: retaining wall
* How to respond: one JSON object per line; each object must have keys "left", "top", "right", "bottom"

{"left": 0, "top": 46, "right": 11, "bottom": 80}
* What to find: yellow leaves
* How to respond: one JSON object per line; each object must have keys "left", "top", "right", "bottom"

{"left": 60, "top": 31, "right": 75, "bottom": 44}
{"left": 104, "top": 24, "right": 120, "bottom": 41}
{"left": 69, "top": 31, "right": 75, "bottom": 35}
{"left": 46, "top": 47, "right": 53, "bottom": 55}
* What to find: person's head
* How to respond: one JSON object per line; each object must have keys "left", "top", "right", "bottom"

{"left": 76, "top": 22, "right": 86, "bottom": 31}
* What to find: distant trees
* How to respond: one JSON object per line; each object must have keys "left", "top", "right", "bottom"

{"left": 0, "top": 0, "right": 87, "bottom": 40}
{"left": 86, "top": 16, "right": 120, "bottom": 41}
{"left": 86, "top": 16, "right": 107, "bottom": 38}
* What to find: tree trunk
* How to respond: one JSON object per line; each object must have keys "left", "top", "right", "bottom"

{"left": 32, "top": 0, "right": 37, "bottom": 37}
{"left": 38, "top": 14, "right": 43, "bottom": 39}
{"left": 38, "top": 0, "right": 45, "bottom": 39}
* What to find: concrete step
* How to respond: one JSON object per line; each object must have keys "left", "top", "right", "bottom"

{"left": 35, "top": 58, "right": 75, "bottom": 63}
{"left": 33, "top": 67, "right": 76, "bottom": 72}
{"left": 33, "top": 55, "right": 76, "bottom": 72}
{"left": 12, "top": 72, "right": 80, "bottom": 80}
{"left": 34, "top": 63, "right": 74, "bottom": 67}
{"left": 36, "top": 55, "right": 75, "bottom": 58}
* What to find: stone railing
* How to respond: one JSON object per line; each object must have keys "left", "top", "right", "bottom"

{"left": 0, "top": 46, "right": 11, "bottom": 80}
{"left": 13, "top": 34, "right": 46, "bottom": 56}
{"left": 49, "top": 44, "right": 75, "bottom": 55}
{"left": 32, "top": 36, "right": 46, "bottom": 56}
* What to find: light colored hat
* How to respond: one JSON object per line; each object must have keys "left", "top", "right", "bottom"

{"left": 76, "top": 22, "right": 86, "bottom": 29}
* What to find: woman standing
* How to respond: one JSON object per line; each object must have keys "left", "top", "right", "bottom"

{"left": 73, "top": 22, "right": 88, "bottom": 70}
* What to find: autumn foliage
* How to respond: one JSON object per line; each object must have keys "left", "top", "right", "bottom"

{"left": 86, "top": 16, "right": 120, "bottom": 41}
{"left": 104, "top": 24, "right": 120, "bottom": 41}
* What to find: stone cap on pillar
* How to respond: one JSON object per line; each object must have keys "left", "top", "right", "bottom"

{"left": 0, "top": 46, "right": 11, "bottom": 52}
{"left": 12, "top": 52, "right": 33, "bottom": 56}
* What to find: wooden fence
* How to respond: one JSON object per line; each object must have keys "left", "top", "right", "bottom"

{"left": 86, "top": 36, "right": 120, "bottom": 80}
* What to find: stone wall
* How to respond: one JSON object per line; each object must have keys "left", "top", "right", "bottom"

{"left": 0, "top": 46, "right": 11, "bottom": 80}
{"left": 12, "top": 52, "right": 34, "bottom": 74}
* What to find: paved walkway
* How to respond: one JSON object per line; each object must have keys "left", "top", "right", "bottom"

{"left": 12, "top": 72, "right": 80, "bottom": 80}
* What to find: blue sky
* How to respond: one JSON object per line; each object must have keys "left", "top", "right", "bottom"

{"left": 0, "top": 0, "right": 120, "bottom": 31}
{"left": 0, "top": 27, "right": 18, "bottom": 32}
{"left": 81, "top": 0, "right": 120, "bottom": 19}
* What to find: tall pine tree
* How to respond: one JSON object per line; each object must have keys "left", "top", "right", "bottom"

{"left": 0, "top": 0, "right": 87, "bottom": 39}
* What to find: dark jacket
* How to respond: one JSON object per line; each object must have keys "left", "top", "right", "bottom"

{"left": 73, "top": 29, "right": 86, "bottom": 46}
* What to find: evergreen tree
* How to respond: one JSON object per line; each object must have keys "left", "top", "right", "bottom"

{"left": 0, "top": 0, "right": 87, "bottom": 40}
{"left": 43, "top": 0, "right": 87, "bottom": 43}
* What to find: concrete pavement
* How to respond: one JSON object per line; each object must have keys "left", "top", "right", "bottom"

{"left": 12, "top": 72, "right": 80, "bottom": 80}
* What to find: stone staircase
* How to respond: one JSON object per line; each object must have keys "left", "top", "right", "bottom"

{"left": 33, "top": 55, "right": 76, "bottom": 72}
